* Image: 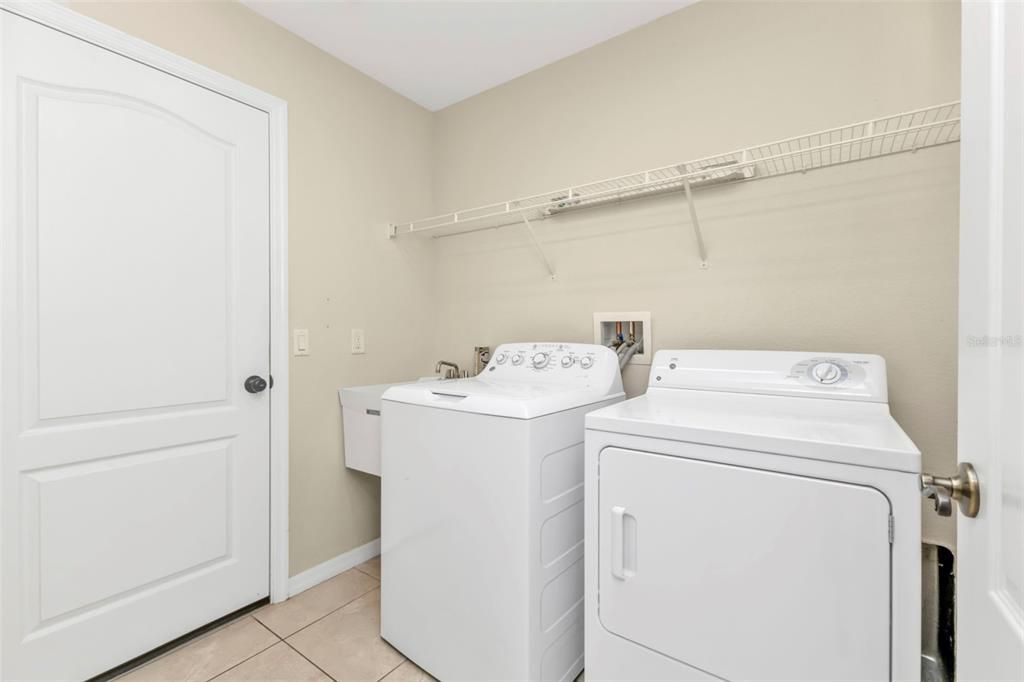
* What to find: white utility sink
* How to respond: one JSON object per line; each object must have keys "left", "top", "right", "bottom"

{"left": 338, "top": 378, "right": 439, "bottom": 476}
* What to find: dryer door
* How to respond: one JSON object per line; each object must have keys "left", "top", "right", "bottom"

{"left": 598, "top": 447, "right": 892, "bottom": 681}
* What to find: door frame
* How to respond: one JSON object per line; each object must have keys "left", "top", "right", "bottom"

{"left": 0, "top": 0, "right": 290, "bottom": 637}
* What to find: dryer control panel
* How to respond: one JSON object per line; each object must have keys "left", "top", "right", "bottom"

{"left": 648, "top": 350, "right": 888, "bottom": 403}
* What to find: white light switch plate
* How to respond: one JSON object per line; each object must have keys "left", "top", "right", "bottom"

{"left": 351, "top": 329, "right": 365, "bottom": 354}
{"left": 293, "top": 329, "right": 310, "bottom": 356}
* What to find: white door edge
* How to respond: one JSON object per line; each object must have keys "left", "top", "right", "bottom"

{"left": 0, "top": 0, "right": 290, "bottom": 674}
{"left": 957, "top": 1, "right": 1024, "bottom": 679}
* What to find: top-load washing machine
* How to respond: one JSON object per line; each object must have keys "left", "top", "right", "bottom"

{"left": 382, "top": 342, "right": 624, "bottom": 682}
{"left": 584, "top": 350, "right": 922, "bottom": 682}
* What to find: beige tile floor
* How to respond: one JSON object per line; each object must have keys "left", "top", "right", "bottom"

{"left": 117, "top": 556, "right": 584, "bottom": 682}
{"left": 116, "top": 558, "right": 435, "bottom": 682}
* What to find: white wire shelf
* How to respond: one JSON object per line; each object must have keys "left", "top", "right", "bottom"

{"left": 388, "top": 101, "right": 960, "bottom": 273}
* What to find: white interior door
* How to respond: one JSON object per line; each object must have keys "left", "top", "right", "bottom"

{"left": 0, "top": 11, "right": 272, "bottom": 680}
{"left": 957, "top": 2, "right": 1024, "bottom": 680}
{"left": 598, "top": 447, "right": 891, "bottom": 682}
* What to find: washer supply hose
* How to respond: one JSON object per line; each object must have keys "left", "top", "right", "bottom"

{"left": 619, "top": 337, "right": 643, "bottom": 369}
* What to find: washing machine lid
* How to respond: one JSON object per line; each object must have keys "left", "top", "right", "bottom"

{"left": 384, "top": 378, "right": 619, "bottom": 419}
{"left": 586, "top": 388, "right": 921, "bottom": 472}
{"left": 382, "top": 342, "right": 625, "bottom": 419}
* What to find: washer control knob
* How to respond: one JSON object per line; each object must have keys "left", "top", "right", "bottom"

{"left": 561, "top": 355, "right": 575, "bottom": 368}
{"left": 511, "top": 353, "right": 525, "bottom": 366}
{"left": 811, "top": 361, "right": 843, "bottom": 385}
{"left": 579, "top": 356, "right": 594, "bottom": 370}
{"left": 532, "top": 352, "right": 549, "bottom": 369}
{"left": 494, "top": 352, "right": 508, "bottom": 365}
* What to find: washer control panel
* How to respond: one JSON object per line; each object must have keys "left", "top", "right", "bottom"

{"left": 485, "top": 342, "right": 618, "bottom": 384}
{"left": 649, "top": 350, "right": 888, "bottom": 403}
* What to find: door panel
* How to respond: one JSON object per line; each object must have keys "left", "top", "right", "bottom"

{"left": 1, "top": 11, "right": 271, "bottom": 680}
{"left": 598, "top": 447, "right": 891, "bottom": 682}
{"left": 31, "top": 443, "right": 231, "bottom": 622}
{"left": 958, "top": 2, "right": 1024, "bottom": 679}
{"left": 31, "top": 82, "right": 232, "bottom": 419}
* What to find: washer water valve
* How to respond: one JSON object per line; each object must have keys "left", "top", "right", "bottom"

{"left": 473, "top": 346, "right": 491, "bottom": 375}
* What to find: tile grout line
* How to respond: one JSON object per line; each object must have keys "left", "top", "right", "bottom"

{"left": 355, "top": 563, "right": 390, "bottom": 682}
{"left": 168, "top": 569, "right": 380, "bottom": 682}
{"left": 202, "top": 640, "right": 280, "bottom": 682}
{"left": 281, "top": 639, "right": 338, "bottom": 681}
{"left": 199, "top": 618, "right": 282, "bottom": 682}
{"left": 352, "top": 563, "right": 379, "bottom": 580}
{"left": 252, "top": 617, "right": 284, "bottom": 643}
{"left": 272, "top": 581, "right": 380, "bottom": 641}
{"left": 375, "top": 657, "right": 408, "bottom": 682}
{"left": 114, "top": 613, "right": 278, "bottom": 681}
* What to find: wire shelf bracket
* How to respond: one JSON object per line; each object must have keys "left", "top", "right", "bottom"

{"left": 387, "top": 102, "right": 961, "bottom": 274}
{"left": 520, "top": 213, "right": 557, "bottom": 280}
{"left": 681, "top": 176, "right": 708, "bottom": 269}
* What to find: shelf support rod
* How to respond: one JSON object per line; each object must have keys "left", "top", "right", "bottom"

{"left": 520, "top": 213, "right": 557, "bottom": 280}
{"left": 682, "top": 177, "right": 709, "bottom": 269}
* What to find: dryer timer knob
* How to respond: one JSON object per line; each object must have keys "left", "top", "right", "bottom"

{"left": 579, "top": 356, "right": 594, "bottom": 370}
{"left": 811, "top": 361, "right": 843, "bottom": 385}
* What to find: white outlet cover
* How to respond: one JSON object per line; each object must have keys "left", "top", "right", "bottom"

{"left": 351, "top": 328, "right": 366, "bottom": 354}
{"left": 593, "top": 312, "right": 652, "bottom": 366}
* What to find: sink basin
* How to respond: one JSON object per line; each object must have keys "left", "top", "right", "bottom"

{"left": 338, "top": 378, "right": 440, "bottom": 476}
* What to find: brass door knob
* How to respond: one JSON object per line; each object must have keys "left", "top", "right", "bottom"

{"left": 920, "top": 462, "right": 980, "bottom": 518}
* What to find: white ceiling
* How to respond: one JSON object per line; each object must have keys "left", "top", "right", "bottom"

{"left": 242, "top": 1, "right": 695, "bottom": 111}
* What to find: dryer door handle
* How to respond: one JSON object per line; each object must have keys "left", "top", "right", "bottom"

{"left": 610, "top": 506, "right": 636, "bottom": 580}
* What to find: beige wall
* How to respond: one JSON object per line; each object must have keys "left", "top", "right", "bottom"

{"left": 430, "top": 0, "right": 960, "bottom": 547}
{"left": 67, "top": 0, "right": 962, "bottom": 567}
{"left": 68, "top": 0, "right": 439, "bottom": 575}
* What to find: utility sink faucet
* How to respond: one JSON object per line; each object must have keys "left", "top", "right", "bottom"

{"left": 435, "top": 360, "right": 461, "bottom": 379}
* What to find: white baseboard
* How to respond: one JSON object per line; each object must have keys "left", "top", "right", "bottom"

{"left": 287, "top": 538, "right": 381, "bottom": 598}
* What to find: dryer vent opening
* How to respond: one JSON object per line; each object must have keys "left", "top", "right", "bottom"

{"left": 922, "top": 543, "right": 955, "bottom": 682}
